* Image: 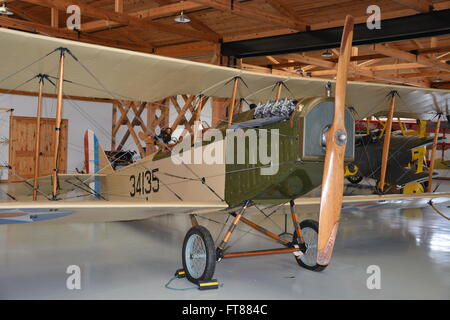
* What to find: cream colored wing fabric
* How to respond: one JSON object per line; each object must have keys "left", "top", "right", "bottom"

{"left": 0, "top": 28, "right": 448, "bottom": 119}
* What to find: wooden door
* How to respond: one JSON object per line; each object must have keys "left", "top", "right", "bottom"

{"left": 8, "top": 116, "right": 68, "bottom": 182}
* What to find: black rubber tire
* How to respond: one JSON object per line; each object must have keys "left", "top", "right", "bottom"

{"left": 182, "top": 225, "right": 216, "bottom": 284}
{"left": 347, "top": 174, "right": 363, "bottom": 184}
{"left": 293, "top": 219, "right": 327, "bottom": 272}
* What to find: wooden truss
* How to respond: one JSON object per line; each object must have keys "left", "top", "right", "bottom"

{"left": 111, "top": 94, "right": 240, "bottom": 157}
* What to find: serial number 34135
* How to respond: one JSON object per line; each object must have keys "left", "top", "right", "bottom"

{"left": 129, "top": 169, "right": 160, "bottom": 197}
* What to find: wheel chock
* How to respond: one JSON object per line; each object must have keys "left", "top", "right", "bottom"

{"left": 174, "top": 269, "right": 220, "bottom": 290}
{"left": 197, "top": 279, "right": 220, "bottom": 290}
{"left": 174, "top": 268, "right": 186, "bottom": 278}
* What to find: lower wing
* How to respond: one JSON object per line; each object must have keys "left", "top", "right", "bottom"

{"left": 1, "top": 192, "right": 449, "bottom": 225}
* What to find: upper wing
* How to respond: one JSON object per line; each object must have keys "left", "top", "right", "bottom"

{"left": 0, "top": 27, "right": 448, "bottom": 120}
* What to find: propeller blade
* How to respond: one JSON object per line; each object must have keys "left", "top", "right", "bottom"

{"left": 317, "top": 15, "right": 354, "bottom": 267}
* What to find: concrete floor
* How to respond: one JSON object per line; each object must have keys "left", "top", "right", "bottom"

{"left": 0, "top": 196, "right": 449, "bottom": 299}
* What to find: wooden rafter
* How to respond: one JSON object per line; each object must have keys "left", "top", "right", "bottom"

{"left": 392, "top": 0, "right": 432, "bottom": 13}
{"left": 19, "top": 0, "right": 219, "bottom": 41}
{"left": 115, "top": 0, "right": 124, "bottom": 13}
{"left": 281, "top": 53, "right": 336, "bottom": 69}
{"left": 81, "top": 1, "right": 205, "bottom": 32}
{"left": 0, "top": 16, "right": 154, "bottom": 53}
{"left": 372, "top": 44, "right": 450, "bottom": 72}
{"left": 6, "top": 2, "right": 48, "bottom": 25}
{"left": 365, "top": 62, "right": 426, "bottom": 72}
{"left": 264, "top": 0, "right": 306, "bottom": 25}
{"left": 154, "top": 0, "right": 221, "bottom": 40}
{"left": 50, "top": 7, "right": 58, "bottom": 28}
{"left": 191, "top": 0, "right": 307, "bottom": 31}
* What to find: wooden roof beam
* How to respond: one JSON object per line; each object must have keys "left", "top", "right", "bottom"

{"left": 0, "top": 16, "right": 154, "bottom": 53}
{"left": 392, "top": 0, "right": 432, "bottom": 13}
{"left": 153, "top": 0, "right": 221, "bottom": 39}
{"left": 281, "top": 53, "right": 336, "bottom": 69}
{"left": 50, "top": 7, "right": 58, "bottom": 28}
{"left": 191, "top": 0, "right": 307, "bottom": 31}
{"left": 81, "top": 1, "right": 205, "bottom": 33}
{"left": 309, "top": 66, "right": 430, "bottom": 88}
{"left": 400, "top": 70, "right": 450, "bottom": 79}
{"left": 6, "top": 2, "right": 48, "bottom": 25}
{"left": 365, "top": 62, "right": 426, "bottom": 71}
{"left": 115, "top": 0, "right": 124, "bottom": 13}
{"left": 263, "top": 0, "right": 308, "bottom": 27}
{"left": 19, "top": 0, "right": 219, "bottom": 42}
{"left": 372, "top": 44, "right": 450, "bottom": 72}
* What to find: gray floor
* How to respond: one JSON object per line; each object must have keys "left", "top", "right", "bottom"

{"left": 1, "top": 194, "right": 449, "bottom": 299}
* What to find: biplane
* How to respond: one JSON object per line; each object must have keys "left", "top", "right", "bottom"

{"left": 0, "top": 16, "right": 449, "bottom": 286}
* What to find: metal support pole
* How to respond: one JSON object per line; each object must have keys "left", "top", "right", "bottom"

{"left": 52, "top": 49, "right": 66, "bottom": 200}
{"left": 233, "top": 213, "right": 290, "bottom": 246}
{"left": 427, "top": 115, "right": 442, "bottom": 192}
{"left": 290, "top": 200, "right": 304, "bottom": 244}
{"left": 227, "top": 77, "right": 239, "bottom": 128}
{"left": 223, "top": 247, "right": 300, "bottom": 259}
{"left": 190, "top": 214, "right": 199, "bottom": 227}
{"left": 218, "top": 200, "right": 251, "bottom": 251}
{"left": 33, "top": 76, "right": 44, "bottom": 201}
{"left": 378, "top": 91, "right": 397, "bottom": 192}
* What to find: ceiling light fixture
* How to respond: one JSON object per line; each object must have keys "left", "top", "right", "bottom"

{"left": 0, "top": 2, "right": 13, "bottom": 15}
{"left": 321, "top": 50, "right": 333, "bottom": 58}
{"left": 174, "top": 11, "right": 190, "bottom": 23}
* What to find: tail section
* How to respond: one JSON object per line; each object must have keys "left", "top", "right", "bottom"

{"left": 84, "top": 130, "right": 114, "bottom": 196}
{"left": 84, "top": 130, "right": 114, "bottom": 175}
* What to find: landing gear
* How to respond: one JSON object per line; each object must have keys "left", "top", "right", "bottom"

{"left": 180, "top": 200, "right": 326, "bottom": 286}
{"left": 292, "top": 219, "right": 327, "bottom": 271}
{"left": 182, "top": 225, "right": 216, "bottom": 283}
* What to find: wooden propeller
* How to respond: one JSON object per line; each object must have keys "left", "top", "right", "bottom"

{"left": 316, "top": 15, "right": 354, "bottom": 267}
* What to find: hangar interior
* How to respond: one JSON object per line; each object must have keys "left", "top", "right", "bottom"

{"left": 0, "top": 0, "right": 449, "bottom": 299}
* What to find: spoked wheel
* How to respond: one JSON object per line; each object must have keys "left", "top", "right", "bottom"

{"left": 182, "top": 226, "right": 216, "bottom": 284}
{"left": 292, "top": 219, "right": 327, "bottom": 272}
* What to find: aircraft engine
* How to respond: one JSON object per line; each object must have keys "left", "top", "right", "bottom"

{"left": 296, "top": 97, "right": 355, "bottom": 162}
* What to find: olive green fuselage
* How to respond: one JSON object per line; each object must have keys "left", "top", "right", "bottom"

{"left": 223, "top": 97, "right": 325, "bottom": 207}
{"left": 150, "top": 96, "right": 353, "bottom": 208}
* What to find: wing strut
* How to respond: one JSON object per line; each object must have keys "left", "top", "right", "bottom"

{"left": 427, "top": 115, "right": 442, "bottom": 192}
{"left": 33, "top": 75, "right": 44, "bottom": 201}
{"left": 316, "top": 15, "right": 354, "bottom": 267}
{"left": 377, "top": 91, "right": 397, "bottom": 192}
{"left": 52, "top": 48, "right": 67, "bottom": 200}
{"left": 227, "top": 77, "right": 240, "bottom": 128}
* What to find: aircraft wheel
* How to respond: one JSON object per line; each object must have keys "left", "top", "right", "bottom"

{"left": 182, "top": 225, "right": 216, "bottom": 283}
{"left": 346, "top": 174, "right": 363, "bottom": 184}
{"left": 293, "top": 219, "right": 327, "bottom": 272}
